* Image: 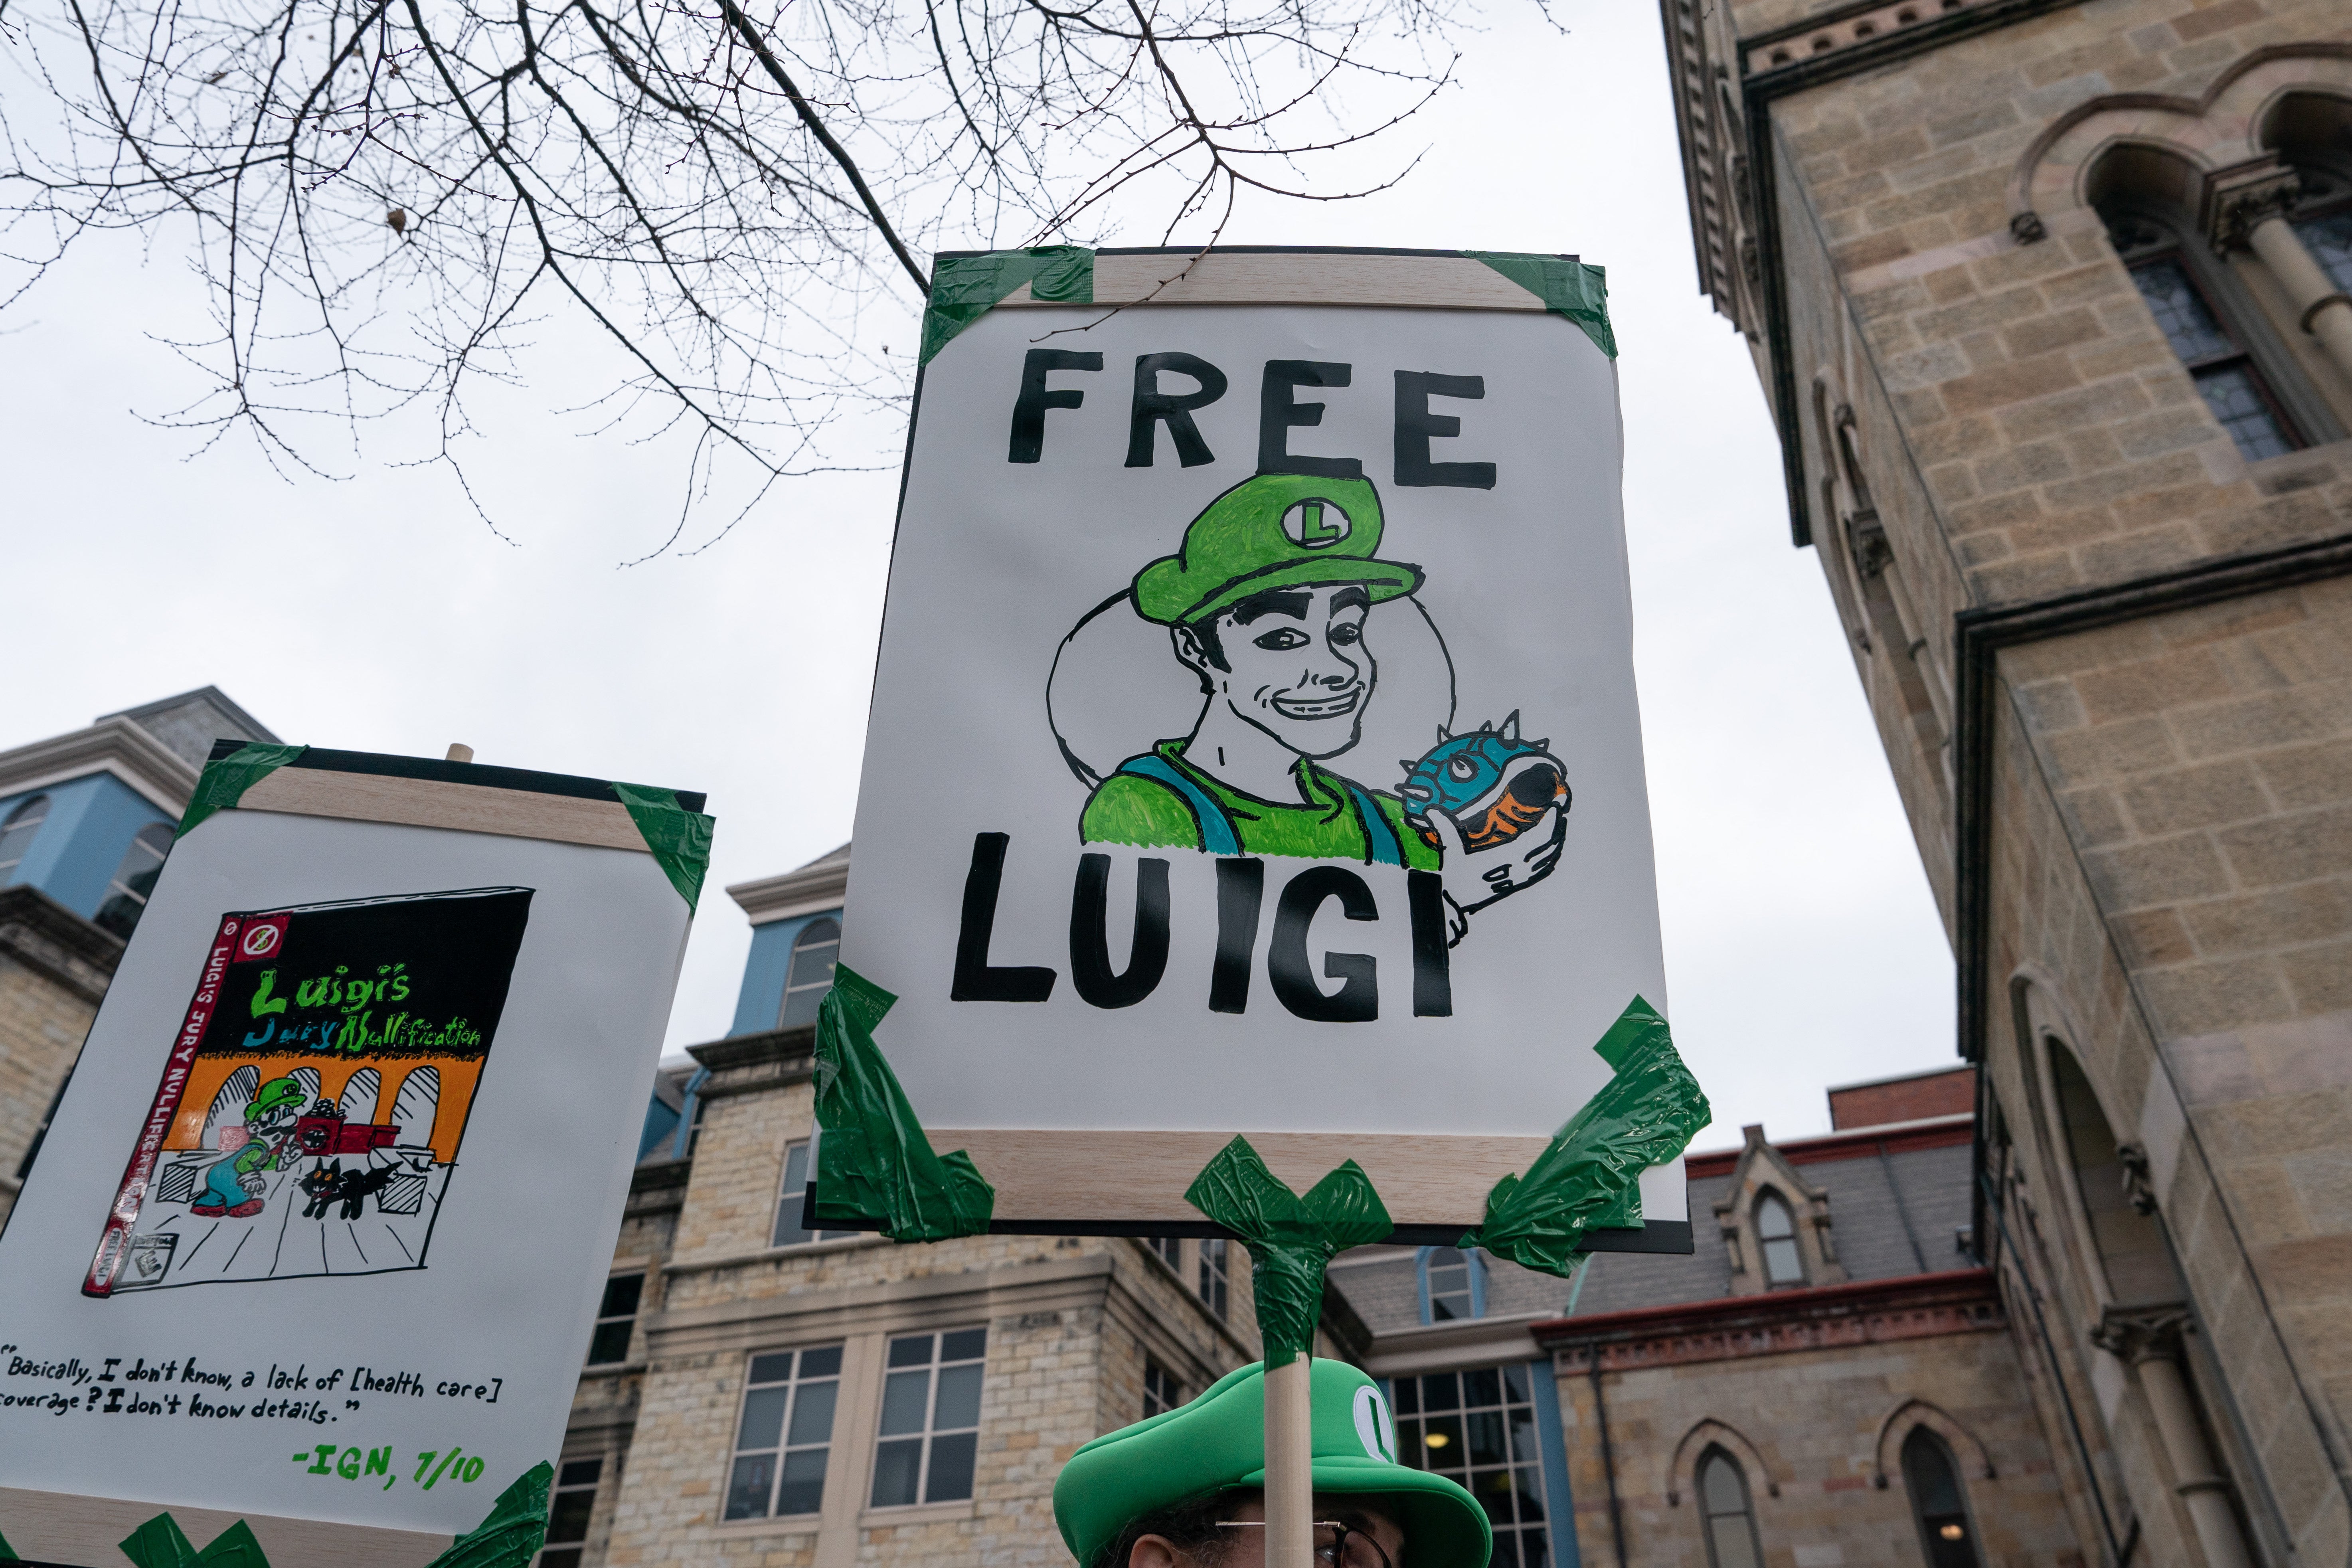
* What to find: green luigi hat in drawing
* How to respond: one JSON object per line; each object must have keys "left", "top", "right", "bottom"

{"left": 1052, "top": 1358, "right": 1491, "bottom": 1568}
{"left": 1133, "top": 473, "right": 1425, "bottom": 627}
{"left": 246, "top": 1077, "right": 305, "bottom": 1123}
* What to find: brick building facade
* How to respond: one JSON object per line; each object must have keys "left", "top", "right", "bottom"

{"left": 1658, "top": 0, "right": 2352, "bottom": 1562}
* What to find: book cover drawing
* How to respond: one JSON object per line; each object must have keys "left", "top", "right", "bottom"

{"left": 85, "top": 887, "right": 532, "bottom": 1296}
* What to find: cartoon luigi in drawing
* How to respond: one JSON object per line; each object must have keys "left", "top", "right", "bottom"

{"left": 1080, "top": 472, "right": 1571, "bottom": 943}
{"left": 188, "top": 1074, "right": 304, "bottom": 1218}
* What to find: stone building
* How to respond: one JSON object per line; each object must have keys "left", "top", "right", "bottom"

{"left": 556, "top": 838, "right": 2036, "bottom": 1568}
{"left": 0, "top": 689, "right": 276, "bottom": 1226}
{"left": 1658, "top": 0, "right": 2352, "bottom": 1562}
{"left": 552, "top": 846, "right": 1277, "bottom": 1568}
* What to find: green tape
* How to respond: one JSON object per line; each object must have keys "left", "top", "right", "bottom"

{"left": 422, "top": 1461, "right": 554, "bottom": 1568}
{"left": 1466, "top": 252, "right": 1617, "bottom": 360}
{"left": 1458, "top": 995, "right": 1710, "bottom": 1276}
{"left": 1184, "top": 1137, "right": 1393, "bottom": 1366}
{"left": 97, "top": 1469, "right": 548, "bottom": 1568}
{"left": 812, "top": 965, "right": 995, "bottom": 1242}
{"left": 117, "top": 1514, "right": 199, "bottom": 1568}
{"left": 610, "top": 783, "right": 716, "bottom": 912}
{"left": 116, "top": 1514, "right": 265, "bottom": 1568}
{"left": 918, "top": 247, "right": 1094, "bottom": 364}
{"left": 177, "top": 743, "right": 308, "bottom": 837}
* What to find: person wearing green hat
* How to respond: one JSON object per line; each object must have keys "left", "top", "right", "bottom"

{"left": 1079, "top": 471, "right": 1564, "bottom": 934}
{"left": 1053, "top": 1358, "right": 1492, "bottom": 1568}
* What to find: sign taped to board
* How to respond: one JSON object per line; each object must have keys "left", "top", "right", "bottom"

{"left": 828, "top": 245, "right": 1703, "bottom": 1252}
{"left": 0, "top": 745, "right": 710, "bottom": 1562}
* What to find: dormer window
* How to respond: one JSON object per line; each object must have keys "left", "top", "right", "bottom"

{"left": 1756, "top": 1192, "right": 1805, "bottom": 1287}
{"left": 1419, "top": 1246, "right": 1485, "bottom": 1323}
{"left": 94, "top": 823, "right": 173, "bottom": 939}
{"left": 779, "top": 917, "right": 840, "bottom": 1029}
{"left": 0, "top": 795, "right": 50, "bottom": 882}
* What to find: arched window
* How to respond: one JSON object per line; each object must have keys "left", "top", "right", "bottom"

{"left": 778, "top": 917, "right": 840, "bottom": 1029}
{"left": 1902, "top": 1427, "right": 1984, "bottom": 1568}
{"left": 1417, "top": 1246, "right": 1484, "bottom": 1323}
{"left": 1696, "top": 1446, "right": 1763, "bottom": 1568}
{"left": 1755, "top": 1192, "right": 1805, "bottom": 1287}
{"left": 2092, "top": 145, "right": 2327, "bottom": 460}
{"left": 94, "top": 823, "right": 174, "bottom": 939}
{"left": 0, "top": 795, "right": 50, "bottom": 882}
{"left": 2269, "top": 92, "right": 2352, "bottom": 299}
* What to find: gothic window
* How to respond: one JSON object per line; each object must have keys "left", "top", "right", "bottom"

{"left": 1755, "top": 1192, "right": 1805, "bottom": 1287}
{"left": 1418, "top": 1246, "right": 1485, "bottom": 1323}
{"left": 95, "top": 822, "right": 174, "bottom": 939}
{"left": 0, "top": 795, "right": 49, "bottom": 881}
{"left": 1696, "top": 1447, "right": 1764, "bottom": 1568}
{"left": 2270, "top": 92, "right": 2352, "bottom": 297}
{"left": 2098, "top": 173, "right": 2310, "bottom": 462}
{"left": 1902, "top": 1427, "right": 1984, "bottom": 1568}
{"left": 778, "top": 917, "right": 840, "bottom": 1028}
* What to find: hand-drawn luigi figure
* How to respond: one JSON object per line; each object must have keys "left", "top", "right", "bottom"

{"left": 188, "top": 1074, "right": 304, "bottom": 1218}
{"left": 1080, "top": 472, "right": 1569, "bottom": 943}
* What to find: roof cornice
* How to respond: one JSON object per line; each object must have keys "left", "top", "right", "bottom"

{"left": 0, "top": 718, "right": 199, "bottom": 814}
{"left": 0, "top": 884, "right": 126, "bottom": 1004}
{"left": 1533, "top": 1267, "right": 2000, "bottom": 1371}
{"left": 726, "top": 853, "right": 850, "bottom": 925}
{"left": 1683, "top": 1112, "right": 1974, "bottom": 1178}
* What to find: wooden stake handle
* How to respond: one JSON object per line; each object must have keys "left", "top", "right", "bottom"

{"left": 1264, "top": 1355, "right": 1315, "bottom": 1568}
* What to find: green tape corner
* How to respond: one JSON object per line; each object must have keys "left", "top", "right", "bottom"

{"left": 610, "top": 783, "right": 715, "bottom": 913}
{"left": 177, "top": 743, "right": 308, "bottom": 837}
{"left": 1458, "top": 995, "right": 1710, "bottom": 1277}
{"left": 1466, "top": 252, "right": 1617, "bottom": 360}
{"left": 99, "top": 1461, "right": 552, "bottom": 1568}
{"left": 918, "top": 247, "right": 1094, "bottom": 364}
{"left": 422, "top": 1460, "right": 554, "bottom": 1568}
{"left": 812, "top": 964, "right": 995, "bottom": 1241}
{"left": 1184, "top": 1137, "right": 1392, "bottom": 1366}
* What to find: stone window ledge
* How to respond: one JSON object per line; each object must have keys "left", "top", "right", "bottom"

{"left": 665, "top": 1234, "right": 890, "bottom": 1276}
{"left": 703, "top": 1515, "right": 822, "bottom": 1538}
{"left": 860, "top": 1499, "right": 979, "bottom": 1528}
{"left": 577, "top": 1359, "right": 646, "bottom": 1379}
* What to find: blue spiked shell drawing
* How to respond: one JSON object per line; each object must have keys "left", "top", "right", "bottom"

{"left": 1397, "top": 712, "right": 1571, "bottom": 852}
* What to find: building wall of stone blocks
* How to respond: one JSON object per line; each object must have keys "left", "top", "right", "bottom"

{"left": 1687, "top": 3, "right": 2352, "bottom": 1563}
{"left": 1552, "top": 1329, "right": 2080, "bottom": 1568}
{"left": 579, "top": 1048, "right": 1257, "bottom": 1568}
{"left": 0, "top": 948, "right": 99, "bottom": 1227}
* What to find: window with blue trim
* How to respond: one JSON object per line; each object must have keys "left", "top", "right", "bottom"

{"left": 0, "top": 796, "right": 50, "bottom": 884}
{"left": 1393, "top": 1364, "right": 1553, "bottom": 1567}
{"left": 95, "top": 822, "right": 173, "bottom": 939}
{"left": 779, "top": 918, "right": 840, "bottom": 1029}
{"left": 1419, "top": 1246, "right": 1486, "bottom": 1323}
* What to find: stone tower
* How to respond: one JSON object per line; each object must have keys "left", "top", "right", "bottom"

{"left": 1659, "top": 1, "right": 2352, "bottom": 1564}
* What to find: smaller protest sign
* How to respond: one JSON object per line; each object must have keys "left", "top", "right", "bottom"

{"left": 0, "top": 745, "right": 709, "bottom": 1566}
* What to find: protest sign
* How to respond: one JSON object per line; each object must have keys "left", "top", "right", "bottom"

{"left": 0, "top": 746, "right": 708, "bottom": 1564}
{"left": 827, "top": 247, "right": 1700, "bottom": 1253}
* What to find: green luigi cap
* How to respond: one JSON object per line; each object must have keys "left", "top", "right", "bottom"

{"left": 247, "top": 1077, "right": 304, "bottom": 1122}
{"left": 1052, "top": 1358, "right": 1490, "bottom": 1568}
{"left": 1133, "top": 474, "right": 1424, "bottom": 627}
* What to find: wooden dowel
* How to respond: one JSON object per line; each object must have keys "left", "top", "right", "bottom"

{"left": 1264, "top": 1355, "right": 1315, "bottom": 1568}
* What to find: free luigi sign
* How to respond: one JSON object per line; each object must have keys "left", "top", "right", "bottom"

{"left": 837, "top": 247, "right": 1692, "bottom": 1247}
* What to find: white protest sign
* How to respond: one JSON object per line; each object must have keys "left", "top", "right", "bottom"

{"left": 838, "top": 248, "right": 1687, "bottom": 1246}
{"left": 0, "top": 749, "right": 703, "bottom": 1555}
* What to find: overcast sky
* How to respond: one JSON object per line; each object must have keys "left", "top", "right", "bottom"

{"left": 5, "top": 0, "right": 1956, "bottom": 1149}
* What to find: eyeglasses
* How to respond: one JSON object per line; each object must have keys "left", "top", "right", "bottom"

{"left": 1215, "top": 1521, "right": 1395, "bottom": 1568}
